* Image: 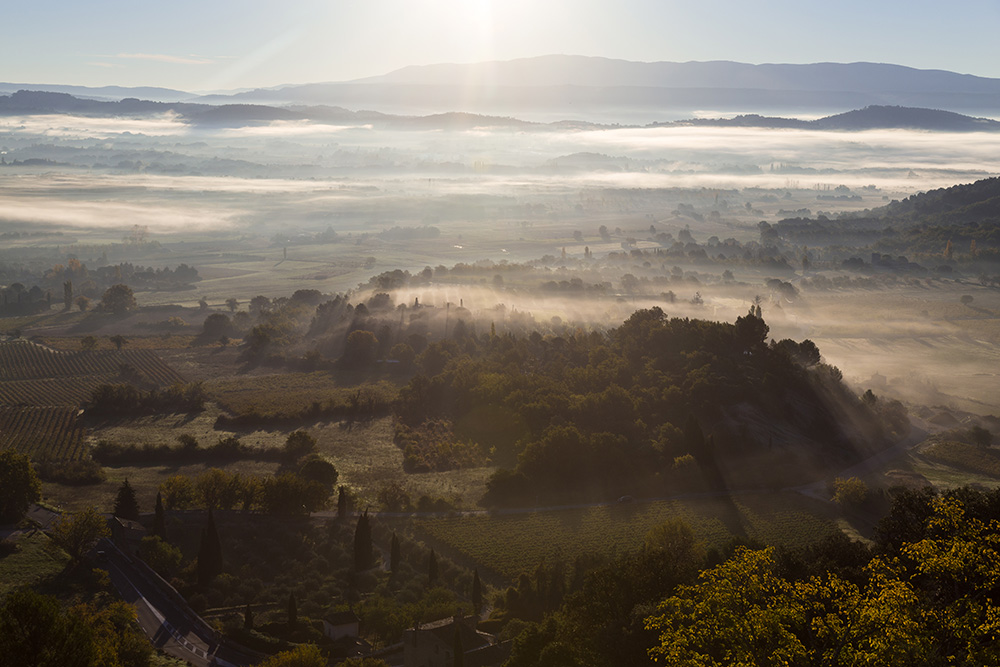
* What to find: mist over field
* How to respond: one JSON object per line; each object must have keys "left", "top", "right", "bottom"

{"left": 3, "top": 108, "right": 999, "bottom": 418}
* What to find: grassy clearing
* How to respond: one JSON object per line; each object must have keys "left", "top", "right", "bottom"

{"left": 415, "top": 492, "right": 837, "bottom": 580}
{"left": 203, "top": 372, "right": 399, "bottom": 417}
{"left": 0, "top": 531, "right": 70, "bottom": 595}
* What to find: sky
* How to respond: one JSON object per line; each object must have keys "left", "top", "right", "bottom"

{"left": 4, "top": 0, "right": 1000, "bottom": 92}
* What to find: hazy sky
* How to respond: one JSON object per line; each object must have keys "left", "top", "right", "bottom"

{"left": 5, "top": 0, "right": 1000, "bottom": 92}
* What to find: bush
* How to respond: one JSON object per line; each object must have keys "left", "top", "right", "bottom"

{"left": 35, "top": 458, "right": 106, "bottom": 485}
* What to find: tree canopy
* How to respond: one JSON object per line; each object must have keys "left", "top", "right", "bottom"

{"left": 0, "top": 450, "right": 41, "bottom": 523}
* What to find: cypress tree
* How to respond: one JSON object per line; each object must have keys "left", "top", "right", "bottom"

{"left": 428, "top": 549, "right": 439, "bottom": 586}
{"left": 152, "top": 492, "right": 166, "bottom": 540}
{"left": 113, "top": 478, "right": 140, "bottom": 521}
{"left": 287, "top": 593, "right": 297, "bottom": 627}
{"left": 453, "top": 624, "right": 465, "bottom": 667}
{"left": 390, "top": 531, "right": 400, "bottom": 574}
{"left": 353, "top": 510, "right": 373, "bottom": 571}
{"left": 472, "top": 569, "right": 482, "bottom": 615}
{"left": 197, "top": 509, "right": 222, "bottom": 587}
{"left": 337, "top": 485, "right": 348, "bottom": 521}
{"left": 243, "top": 603, "right": 254, "bottom": 630}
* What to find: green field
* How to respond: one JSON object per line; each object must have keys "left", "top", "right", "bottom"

{"left": 415, "top": 492, "right": 838, "bottom": 579}
{"left": 0, "top": 531, "right": 70, "bottom": 595}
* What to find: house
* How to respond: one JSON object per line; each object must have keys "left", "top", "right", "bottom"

{"left": 403, "top": 615, "right": 510, "bottom": 667}
{"left": 323, "top": 609, "right": 360, "bottom": 641}
{"left": 109, "top": 516, "right": 146, "bottom": 556}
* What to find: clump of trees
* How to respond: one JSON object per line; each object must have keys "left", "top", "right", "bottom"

{"left": 0, "top": 450, "right": 41, "bottom": 522}
{"left": 83, "top": 382, "right": 206, "bottom": 417}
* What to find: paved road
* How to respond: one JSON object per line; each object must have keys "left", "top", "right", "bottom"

{"left": 101, "top": 539, "right": 257, "bottom": 667}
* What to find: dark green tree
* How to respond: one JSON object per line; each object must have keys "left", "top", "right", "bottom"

{"left": 428, "top": 549, "right": 439, "bottom": 586}
{"left": 244, "top": 603, "right": 254, "bottom": 630}
{"left": 287, "top": 593, "right": 297, "bottom": 627}
{"left": 353, "top": 511, "right": 373, "bottom": 571}
{"left": 283, "top": 430, "right": 317, "bottom": 461}
{"left": 197, "top": 509, "right": 223, "bottom": 587}
{"left": 472, "top": 569, "right": 483, "bottom": 614}
{"left": 337, "top": 485, "right": 349, "bottom": 521}
{"left": 453, "top": 624, "right": 465, "bottom": 667}
{"left": 113, "top": 478, "right": 140, "bottom": 521}
{"left": 100, "top": 283, "right": 136, "bottom": 314}
{"left": 0, "top": 449, "right": 41, "bottom": 522}
{"left": 152, "top": 492, "right": 166, "bottom": 540}
{"left": 390, "top": 532, "right": 401, "bottom": 574}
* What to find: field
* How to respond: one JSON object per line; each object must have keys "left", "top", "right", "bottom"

{"left": 414, "top": 492, "right": 838, "bottom": 579}
{"left": 0, "top": 531, "right": 70, "bottom": 595}
{"left": 921, "top": 441, "right": 1000, "bottom": 477}
{"left": 0, "top": 407, "right": 86, "bottom": 460}
{"left": 203, "top": 372, "right": 397, "bottom": 417}
{"left": 0, "top": 339, "right": 186, "bottom": 407}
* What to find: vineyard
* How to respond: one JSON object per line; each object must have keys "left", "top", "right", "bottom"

{"left": 414, "top": 493, "right": 838, "bottom": 580}
{"left": 0, "top": 406, "right": 86, "bottom": 460}
{"left": 0, "top": 340, "right": 185, "bottom": 406}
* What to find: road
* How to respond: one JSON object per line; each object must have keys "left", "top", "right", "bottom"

{"left": 101, "top": 538, "right": 258, "bottom": 667}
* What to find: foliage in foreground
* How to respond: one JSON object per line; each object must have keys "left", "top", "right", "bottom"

{"left": 0, "top": 588, "right": 152, "bottom": 667}
{"left": 504, "top": 487, "right": 1000, "bottom": 667}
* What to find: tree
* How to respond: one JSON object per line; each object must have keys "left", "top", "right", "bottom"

{"left": 0, "top": 588, "right": 97, "bottom": 667}
{"left": 337, "top": 485, "right": 349, "bottom": 521}
{"left": 50, "top": 506, "right": 110, "bottom": 561}
{"left": 226, "top": 297, "right": 239, "bottom": 312}
{"left": 0, "top": 449, "right": 41, "bottom": 522}
{"left": 428, "top": 549, "right": 439, "bottom": 586}
{"left": 244, "top": 603, "right": 254, "bottom": 630}
{"left": 390, "top": 532, "right": 401, "bottom": 574}
{"left": 960, "top": 294, "right": 974, "bottom": 305}
{"left": 76, "top": 295, "right": 91, "bottom": 312}
{"left": 196, "top": 468, "right": 236, "bottom": 511}
{"left": 453, "top": 625, "right": 465, "bottom": 667}
{"left": 152, "top": 492, "right": 166, "bottom": 540}
{"left": 260, "top": 474, "right": 328, "bottom": 514}
{"left": 63, "top": 280, "right": 73, "bottom": 311}
{"left": 257, "top": 644, "right": 326, "bottom": 667}
{"left": 833, "top": 476, "right": 869, "bottom": 506}
{"left": 113, "top": 478, "right": 140, "bottom": 520}
{"left": 140, "top": 535, "right": 183, "bottom": 577}
{"left": 80, "top": 335, "right": 98, "bottom": 350}
{"left": 287, "top": 593, "right": 297, "bottom": 627}
{"left": 159, "top": 474, "right": 196, "bottom": 510}
{"left": 197, "top": 509, "right": 223, "bottom": 587}
{"left": 342, "top": 330, "right": 379, "bottom": 368}
{"left": 353, "top": 511, "right": 374, "bottom": 571}
{"left": 472, "top": 568, "right": 483, "bottom": 614}
{"left": 109, "top": 334, "right": 127, "bottom": 351}
{"left": 100, "top": 284, "right": 136, "bottom": 314}
{"left": 298, "top": 457, "right": 338, "bottom": 487}
{"left": 284, "top": 430, "right": 317, "bottom": 461}
{"left": 202, "top": 312, "right": 232, "bottom": 338}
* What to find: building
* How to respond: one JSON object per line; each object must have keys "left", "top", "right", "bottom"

{"left": 323, "top": 609, "right": 360, "bottom": 641}
{"left": 403, "top": 615, "right": 510, "bottom": 667}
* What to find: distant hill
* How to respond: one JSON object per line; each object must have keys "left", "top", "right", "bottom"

{"left": 0, "top": 90, "right": 996, "bottom": 135}
{"left": 200, "top": 56, "right": 1000, "bottom": 117}
{"left": 669, "top": 106, "right": 1000, "bottom": 132}
{"left": 0, "top": 82, "right": 194, "bottom": 102}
